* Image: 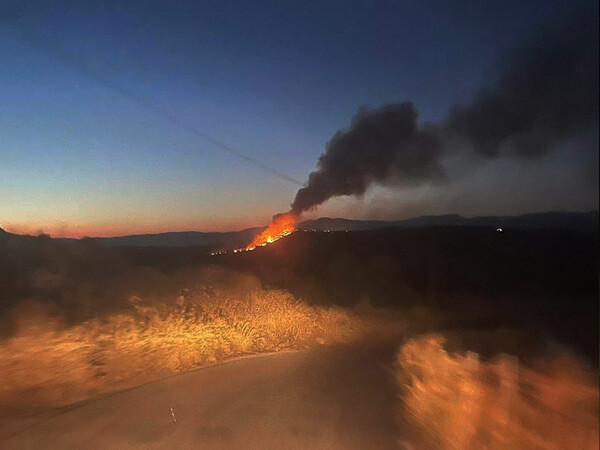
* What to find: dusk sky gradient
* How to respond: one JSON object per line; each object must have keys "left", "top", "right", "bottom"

{"left": 1, "top": 0, "right": 597, "bottom": 237}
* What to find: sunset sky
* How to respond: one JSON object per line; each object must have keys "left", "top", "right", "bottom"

{"left": 1, "top": 0, "right": 597, "bottom": 237}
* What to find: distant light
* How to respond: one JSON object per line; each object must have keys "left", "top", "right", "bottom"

{"left": 496, "top": 228, "right": 503, "bottom": 232}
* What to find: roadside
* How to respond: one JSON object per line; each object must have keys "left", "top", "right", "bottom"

{"left": 2, "top": 338, "right": 404, "bottom": 449}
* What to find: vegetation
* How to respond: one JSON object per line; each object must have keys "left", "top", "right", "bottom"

{"left": 396, "top": 334, "right": 599, "bottom": 449}
{"left": 0, "top": 270, "right": 374, "bottom": 419}
{"left": 1, "top": 227, "right": 597, "bottom": 445}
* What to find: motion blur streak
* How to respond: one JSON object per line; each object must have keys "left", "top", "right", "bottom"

{"left": 0, "top": 267, "right": 376, "bottom": 426}
{"left": 396, "top": 334, "right": 599, "bottom": 449}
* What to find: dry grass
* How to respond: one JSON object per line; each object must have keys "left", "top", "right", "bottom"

{"left": 396, "top": 334, "right": 599, "bottom": 449}
{"left": 0, "top": 285, "right": 371, "bottom": 418}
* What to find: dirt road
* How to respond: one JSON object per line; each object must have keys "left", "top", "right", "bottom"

{"left": 2, "top": 340, "right": 407, "bottom": 449}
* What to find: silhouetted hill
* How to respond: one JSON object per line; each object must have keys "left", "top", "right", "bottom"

{"left": 0, "top": 227, "right": 20, "bottom": 243}
{"left": 1, "top": 221, "right": 597, "bottom": 358}
{"left": 120, "top": 225, "right": 598, "bottom": 358}
{"left": 3, "top": 211, "right": 596, "bottom": 248}
{"left": 86, "top": 211, "right": 600, "bottom": 247}
{"left": 298, "top": 211, "right": 598, "bottom": 233}
{"left": 94, "top": 227, "right": 264, "bottom": 248}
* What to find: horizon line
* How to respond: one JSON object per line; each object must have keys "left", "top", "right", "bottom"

{"left": 2, "top": 209, "right": 596, "bottom": 239}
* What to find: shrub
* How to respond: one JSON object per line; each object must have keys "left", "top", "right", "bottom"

{"left": 0, "top": 286, "right": 369, "bottom": 417}
{"left": 396, "top": 334, "right": 599, "bottom": 449}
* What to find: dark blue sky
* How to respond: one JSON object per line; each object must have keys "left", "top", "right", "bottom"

{"left": 0, "top": 0, "right": 597, "bottom": 236}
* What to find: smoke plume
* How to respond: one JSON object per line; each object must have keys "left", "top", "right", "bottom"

{"left": 291, "top": 103, "right": 444, "bottom": 215}
{"left": 291, "top": 8, "right": 598, "bottom": 215}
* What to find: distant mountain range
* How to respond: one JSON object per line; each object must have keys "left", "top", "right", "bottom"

{"left": 92, "top": 227, "right": 264, "bottom": 248}
{"left": 1, "top": 211, "right": 596, "bottom": 248}
{"left": 299, "top": 211, "right": 599, "bottom": 233}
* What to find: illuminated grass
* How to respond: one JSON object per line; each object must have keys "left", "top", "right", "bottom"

{"left": 0, "top": 287, "right": 370, "bottom": 416}
{"left": 395, "top": 334, "right": 599, "bottom": 449}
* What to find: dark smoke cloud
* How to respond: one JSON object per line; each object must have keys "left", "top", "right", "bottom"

{"left": 448, "top": 10, "right": 599, "bottom": 158}
{"left": 291, "top": 103, "right": 444, "bottom": 215}
{"left": 291, "top": 7, "right": 599, "bottom": 215}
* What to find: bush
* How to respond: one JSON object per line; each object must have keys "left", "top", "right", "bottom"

{"left": 396, "top": 334, "right": 599, "bottom": 449}
{"left": 0, "top": 283, "right": 370, "bottom": 417}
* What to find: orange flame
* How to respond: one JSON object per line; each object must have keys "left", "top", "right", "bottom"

{"left": 246, "top": 213, "right": 297, "bottom": 250}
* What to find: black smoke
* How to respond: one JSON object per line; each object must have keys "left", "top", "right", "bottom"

{"left": 291, "top": 103, "right": 443, "bottom": 215}
{"left": 448, "top": 10, "right": 599, "bottom": 158}
{"left": 291, "top": 7, "right": 598, "bottom": 215}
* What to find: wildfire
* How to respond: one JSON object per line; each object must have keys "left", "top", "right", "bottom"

{"left": 245, "top": 213, "right": 297, "bottom": 251}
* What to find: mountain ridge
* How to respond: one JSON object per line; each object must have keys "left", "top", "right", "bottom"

{"left": 95, "top": 210, "right": 599, "bottom": 247}
{"left": 1, "top": 211, "right": 596, "bottom": 247}
{"left": 300, "top": 211, "right": 599, "bottom": 232}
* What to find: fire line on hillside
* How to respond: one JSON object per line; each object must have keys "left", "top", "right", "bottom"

{"left": 210, "top": 213, "right": 298, "bottom": 255}
{"left": 246, "top": 213, "right": 297, "bottom": 250}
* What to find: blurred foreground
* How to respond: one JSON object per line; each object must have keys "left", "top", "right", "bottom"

{"left": 2, "top": 328, "right": 597, "bottom": 449}
{"left": 0, "top": 228, "right": 597, "bottom": 448}
{"left": 396, "top": 333, "right": 599, "bottom": 449}
{"left": 0, "top": 269, "right": 382, "bottom": 423}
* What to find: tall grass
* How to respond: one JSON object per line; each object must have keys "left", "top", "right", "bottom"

{"left": 396, "top": 334, "right": 599, "bottom": 449}
{"left": 0, "top": 285, "right": 370, "bottom": 418}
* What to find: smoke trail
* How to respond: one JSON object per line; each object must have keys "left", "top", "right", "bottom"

{"left": 447, "top": 9, "right": 599, "bottom": 158}
{"left": 291, "top": 103, "right": 443, "bottom": 215}
{"left": 291, "top": 7, "right": 598, "bottom": 215}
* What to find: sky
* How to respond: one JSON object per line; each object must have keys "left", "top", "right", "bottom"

{"left": 0, "top": 0, "right": 597, "bottom": 237}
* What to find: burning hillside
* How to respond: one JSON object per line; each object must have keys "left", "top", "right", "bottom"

{"left": 245, "top": 213, "right": 297, "bottom": 251}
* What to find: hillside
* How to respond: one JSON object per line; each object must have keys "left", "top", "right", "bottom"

{"left": 93, "top": 211, "right": 598, "bottom": 247}
{"left": 1, "top": 222, "right": 598, "bottom": 359}
{"left": 95, "top": 227, "right": 264, "bottom": 248}
{"left": 299, "top": 211, "right": 598, "bottom": 232}
{"left": 120, "top": 225, "right": 598, "bottom": 359}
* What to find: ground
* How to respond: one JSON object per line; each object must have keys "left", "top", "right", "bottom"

{"left": 1, "top": 339, "right": 408, "bottom": 450}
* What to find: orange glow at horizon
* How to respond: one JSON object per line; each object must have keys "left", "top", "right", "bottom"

{"left": 245, "top": 213, "right": 297, "bottom": 250}
{"left": 1, "top": 216, "right": 271, "bottom": 239}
